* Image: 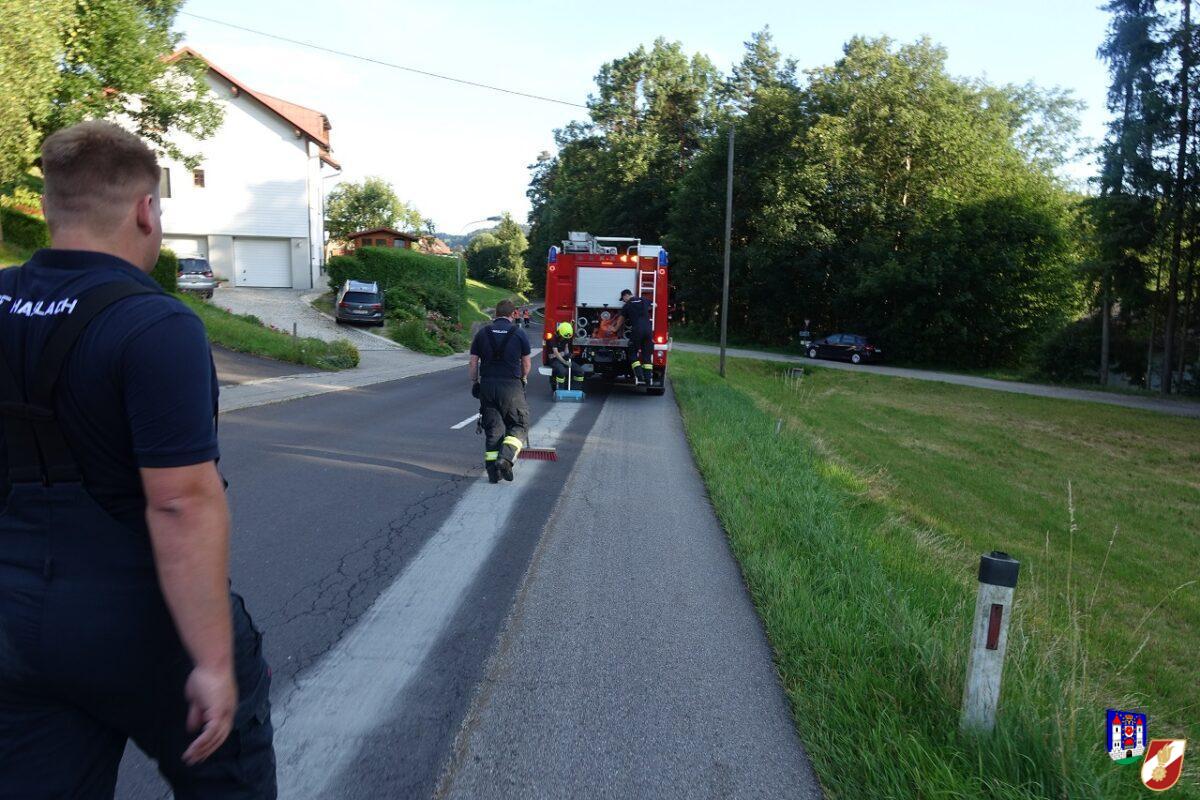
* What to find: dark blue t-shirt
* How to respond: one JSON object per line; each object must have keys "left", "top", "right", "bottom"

{"left": 0, "top": 249, "right": 219, "bottom": 532}
{"left": 470, "top": 318, "right": 531, "bottom": 380}
{"left": 622, "top": 296, "right": 651, "bottom": 329}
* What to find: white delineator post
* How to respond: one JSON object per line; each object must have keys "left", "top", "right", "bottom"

{"left": 960, "top": 551, "right": 1020, "bottom": 734}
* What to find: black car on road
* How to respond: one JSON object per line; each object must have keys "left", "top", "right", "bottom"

{"left": 806, "top": 333, "right": 882, "bottom": 364}
{"left": 336, "top": 280, "right": 384, "bottom": 326}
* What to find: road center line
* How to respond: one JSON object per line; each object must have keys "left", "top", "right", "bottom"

{"left": 271, "top": 399, "right": 584, "bottom": 798}
{"left": 451, "top": 413, "right": 481, "bottom": 430}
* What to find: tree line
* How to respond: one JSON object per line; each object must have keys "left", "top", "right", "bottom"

{"left": 526, "top": 26, "right": 1198, "bottom": 392}
{"left": 1094, "top": 0, "right": 1199, "bottom": 393}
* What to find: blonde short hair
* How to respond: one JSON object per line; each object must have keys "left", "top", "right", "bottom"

{"left": 41, "top": 121, "right": 161, "bottom": 234}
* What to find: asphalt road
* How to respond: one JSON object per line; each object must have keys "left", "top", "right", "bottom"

{"left": 114, "top": 367, "right": 818, "bottom": 798}
{"left": 211, "top": 345, "right": 302, "bottom": 386}
{"left": 114, "top": 368, "right": 603, "bottom": 798}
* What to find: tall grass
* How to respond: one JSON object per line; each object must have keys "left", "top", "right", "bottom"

{"left": 670, "top": 353, "right": 1198, "bottom": 799}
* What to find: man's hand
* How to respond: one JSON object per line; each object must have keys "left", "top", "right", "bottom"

{"left": 182, "top": 663, "right": 237, "bottom": 765}
{"left": 471, "top": 382, "right": 481, "bottom": 399}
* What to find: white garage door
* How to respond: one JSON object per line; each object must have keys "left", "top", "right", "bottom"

{"left": 234, "top": 238, "right": 292, "bottom": 288}
{"left": 163, "top": 236, "right": 207, "bottom": 259}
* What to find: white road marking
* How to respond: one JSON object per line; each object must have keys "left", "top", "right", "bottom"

{"left": 451, "top": 413, "right": 481, "bottom": 430}
{"left": 272, "top": 399, "right": 584, "bottom": 798}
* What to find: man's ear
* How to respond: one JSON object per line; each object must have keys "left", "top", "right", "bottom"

{"left": 134, "top": 193, "right": 155, "bottom": 234}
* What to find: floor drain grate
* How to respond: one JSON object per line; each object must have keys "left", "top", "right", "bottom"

{"left": 519, "top": 448, "right": 558, "bottom": 461}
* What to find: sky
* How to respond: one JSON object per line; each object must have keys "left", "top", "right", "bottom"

{"left": 175, "top": 0, "right": 1114, "bottom": 233}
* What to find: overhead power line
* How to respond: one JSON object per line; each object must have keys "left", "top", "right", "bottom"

{"left": 179, "top": 11, "right": 588, "bottom": 109}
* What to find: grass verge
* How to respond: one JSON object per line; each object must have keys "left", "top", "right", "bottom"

{"left": 670, "top": 352, "right": 1198, "bottom": 799}
{"left": 180, "top": 294, "right": 358, "bottom": 370}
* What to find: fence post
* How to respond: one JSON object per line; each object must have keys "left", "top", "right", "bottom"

{"left": 960, "top": 551, "right": 1020, "bottom": 733}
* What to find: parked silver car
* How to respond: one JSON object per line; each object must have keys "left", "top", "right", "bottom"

{"left": 177, "top": 257, "right": 218, "bottom": 299}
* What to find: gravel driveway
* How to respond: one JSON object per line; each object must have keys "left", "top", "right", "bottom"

{"left": 212, "top": 286, "right": 403, "bottom": 352}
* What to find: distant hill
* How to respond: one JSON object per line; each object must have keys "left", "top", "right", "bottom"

{"left": 437, "top": 223, "right": 531, "bottom": 252}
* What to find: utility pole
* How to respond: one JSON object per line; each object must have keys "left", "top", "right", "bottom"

{"left": 719, "top": 127, "right": 734, "bottom": 378}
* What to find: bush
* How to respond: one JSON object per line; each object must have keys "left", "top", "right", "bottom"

{"left": 1, "top": 207, "right": 49, "bottom": 251}
{"left": 152, "top": 248, "right": 178, "bottom": 292}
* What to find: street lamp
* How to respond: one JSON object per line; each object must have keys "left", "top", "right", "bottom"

{"left": 457, "top": 216, "right": 503, "bottom": 287}
{"left": 719, "top": 126, "right": 734, "bottom": 378}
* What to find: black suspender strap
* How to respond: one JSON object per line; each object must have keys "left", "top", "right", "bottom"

{"left": 0, "top": 281, "right": 158, "bottom": 485}
{"left": 484, "top": 326, "right": 516, "bottom": 363}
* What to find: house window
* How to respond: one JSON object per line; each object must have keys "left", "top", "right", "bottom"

{"left": 193, "top": 169, "right": 206, "bottom": 188}
{"left": 159, "top": 168, "right": 171, "bottom": 199}
{"left": 393, "top": 239, "right": 403, "bottom": 247}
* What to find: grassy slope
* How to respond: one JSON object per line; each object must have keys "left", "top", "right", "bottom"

{"left": 461, "top": 278, "right": 527, "bottom": 324}
{"left": 670, "top": 352, "right": 1198, "bottom": 799}
{"left": 179, "top": 294, "right": 358, "bottom": 370}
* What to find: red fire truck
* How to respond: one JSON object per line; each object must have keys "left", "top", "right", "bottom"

{"left": 540, "top": 232, "right": 671, "bottom": 396}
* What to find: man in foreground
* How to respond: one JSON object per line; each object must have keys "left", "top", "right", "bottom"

{"left": 0, "top": 121, "right": 275, "bottom": 797}
{"left": 469, "top": 299, "right": 531, "bottom": 483}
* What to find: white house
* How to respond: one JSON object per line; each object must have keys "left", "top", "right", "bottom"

{"left": 156, "top": 48, "right": 339, "bottom": 289}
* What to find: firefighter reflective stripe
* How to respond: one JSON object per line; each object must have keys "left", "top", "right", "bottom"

{"left": 485, "top": 450, "right": 499, "bottom": 461}
{"left": 555, "top": 376, "right": 565, "bottom": 383}
{"left": 631, "top": 361, "right": 642, "bottom": 369}
{"left": 501, "top": 435, "right": 523, "bottom": 455}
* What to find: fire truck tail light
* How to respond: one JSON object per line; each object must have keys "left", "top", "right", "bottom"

{"left": 655, "top": 335, "right": 665, "bottom": 344}
{"left": 545, "top": 332, "right": 553, "bottom": 340}
{"left": 619, "top": 255, "right": 628, "bottom": 262}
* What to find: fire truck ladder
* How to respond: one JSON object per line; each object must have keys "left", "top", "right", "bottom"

{"left": 638, "top": 266, "right": 657, "bottom": 312}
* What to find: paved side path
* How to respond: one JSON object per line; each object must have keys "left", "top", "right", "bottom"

{"left": 213, "top": 286, "right": 401, "bottom": 351}
{"left": 674, "top": 342, "right": 1200, "bottom": 419}
{"left": 210, "top": 286, "right": 482, "bottom": 411}
{"left": 438, "top": 387, "right": 822, "bottom": 800}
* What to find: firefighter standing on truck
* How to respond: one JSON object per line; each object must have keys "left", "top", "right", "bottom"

{"left": 547, "top": 321, "right": 580, "bottom": 392}
{"left": 0, "top": 122, "right": 275, "bottom": 797}
{"left": 470, "top": 299, "right": 531, "bottom": 483}
{"left": 619, "top": 288, "right": 654, "bottom": 385}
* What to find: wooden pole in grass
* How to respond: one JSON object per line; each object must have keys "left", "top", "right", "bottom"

{"left": 960, "top": 551, "right": 1020, "bottom": 733}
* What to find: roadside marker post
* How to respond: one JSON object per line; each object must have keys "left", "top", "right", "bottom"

{"left": 960, "top": 551, "right": 1020, "bottom": 734}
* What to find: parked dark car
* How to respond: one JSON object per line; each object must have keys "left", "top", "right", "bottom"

{"left": 177, "top": 257, "right": 218, "bottom": 299}
{"left": 806, "top": 333, "right": 882, "bottom": 364}
{"left": 336, "top": 280, "right": 384, "bottom": 326}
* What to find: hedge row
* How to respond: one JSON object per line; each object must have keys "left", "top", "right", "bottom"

{"left": 327, "top": 246, "right": 460, "bottom": 298}
{"left": 1, "top": 207, "right": 50, "bottom": 251}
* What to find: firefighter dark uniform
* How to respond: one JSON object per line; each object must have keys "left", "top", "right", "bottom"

{"left": 548, "top": 322, "right": 581, "bottom": 392}
{"left": 621, "top": 293, "right": 654, "bottom": 383}
{"left": 470, "top": 317, "right": 531, "bottom": 482}
{"left": 0, "top": 250, "right": 275, "bottom": 798}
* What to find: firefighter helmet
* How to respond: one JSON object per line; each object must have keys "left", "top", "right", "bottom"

{"left": 557, "top": 322, "right": 574, "bottom": 338}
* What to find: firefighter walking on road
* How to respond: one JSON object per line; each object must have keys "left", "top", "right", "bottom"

{"left": 619, "top": 288, "right": 654, "bottom": 385}
{"left": 470, "top": 299, "right": 532, "bottom": 483}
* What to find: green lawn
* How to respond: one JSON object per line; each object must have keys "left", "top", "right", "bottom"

{"left": 671, "top": 352, "right": 1199, "bottom": 799}
{"left": 461, "top": 278, "right": 527, "bottom": 324}
{"left": 179, "top": 294, "right": 358, "bottom": 370}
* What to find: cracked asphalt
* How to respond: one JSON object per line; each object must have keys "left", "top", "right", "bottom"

{"left": 114, "top": 367, "right": 602, "bottom": 798}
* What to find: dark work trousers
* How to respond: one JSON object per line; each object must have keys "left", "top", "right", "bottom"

{"left": 629, "top": 323, "right": 654, "bottom": 382}
{"left": 550, "top": 358, "right": 583, "bottom": 391}
{"left": 480, "top": 378, "right": 529, "bottom": 465}
{"left": 0, "top": 485, "right": 276, "bottom": 800}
